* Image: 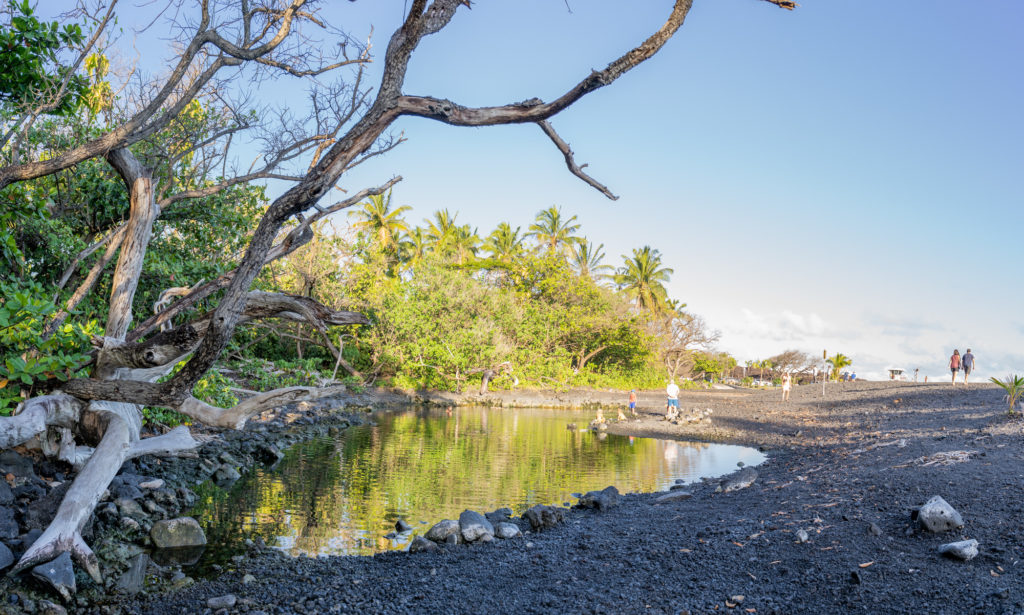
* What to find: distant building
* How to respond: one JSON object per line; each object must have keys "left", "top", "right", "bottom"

{"left": 886, "top": 367, "right": 906, "bottom": 381}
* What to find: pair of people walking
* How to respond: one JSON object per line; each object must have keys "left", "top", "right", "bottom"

{"left": 948, "top": 348, "right": 976, "bottom": 386}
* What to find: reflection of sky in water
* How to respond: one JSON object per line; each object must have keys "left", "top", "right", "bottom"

{"left": 192, "top": 406, "right": 765, "bottom": 558}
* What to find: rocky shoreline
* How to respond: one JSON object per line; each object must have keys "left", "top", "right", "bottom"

{"left": 4, "top": 380, "right": 1024, "bottom": 614}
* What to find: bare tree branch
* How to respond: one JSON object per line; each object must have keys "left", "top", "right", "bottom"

{"left": 537, "top": 120, "right": 618, "bottom": 200}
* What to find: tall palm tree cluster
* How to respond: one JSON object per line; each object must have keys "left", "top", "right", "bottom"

{"left": 348, "top": 193, "right": 678, "bottom": 315}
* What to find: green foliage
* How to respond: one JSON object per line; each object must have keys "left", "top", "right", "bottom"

{"left": 231, "top": 358, "right": 325, "bottom": 391}
{"left": 142, "top": 362, "right": 240, "bottom": 428}
{"left": 0, "top": 0, "right": 88, "bottom": 115}
{"left": 0, "top": 280, "right": 96, "bottom": 414}
{"left": 827, "top": 353, "right": 852, "bottom": 381}
{"left": 990, "top": 374, "right": 1024, "bottom": 415}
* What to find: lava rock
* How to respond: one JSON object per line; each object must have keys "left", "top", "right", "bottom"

{"left": 0, "top": 451, "right": 36, "bottom": 481}
{"left": 138, "top": 478, "right": 164, "bottom": 490}
{"left": 409, "top": 536, "right": 439, "bottom": 553}
{"left": 523, "top": 505, "right": 566, "bottom": 531}
{"left": 115, "top": 553, "right": 149, "bottom": 595}
{"left": 458, "top": 510, "right": 494, "bottom": 543}
{"left": 31, "top": 551, "right": 75, "bottom": 602}
{"left": 0, "top": 540, "right": 13, "bottom": 571}
{"left": 23, "top": 483, "right": 70, "bottom": 529}
{"left": 938, "top": 539, "right": 979, "bottom": 561}
{"left": 115, "top": 498, "right": 147, "bottom": 520}
{"left": 0, "top": 506, "right": 18, "bottom": 541}
{"left": 207, "top": 594, "right": 237, "bottom": 609}
{"left": 721, "top": 467, "right": 758, "bottom": 493}
{"left": 425, "top": 519, "right": 460, "bottom": 543}
{"left": 0, "top": 480, "right": 12, "bottom": 506}
{"left": 868, "top": 523, "right": 883, "bottom": 536}
{"left": 395, "top": 518, "right": 412, "bottom": 533}
{"left": 577, "top": 486, "right": 620, "bottom": 511}
{"left": 213, "top": 464, "right": 241, "bottom": 487}
{"left": 485, "top": 508, "right": 514, "bottom": 523}
{"left": 150, "top": 517, "right": 207, "bottom": 548}
{"left": 917, "top": 496, "right": 964, "bottom": 533}
{"left": 38, "top": 599, "right": 67, "bottom": 615}
{"left": 494, "top": 522, "right": 522, "bottom": 539}
{"left": 109, "top": 475, "right": 144, "bottom": 500}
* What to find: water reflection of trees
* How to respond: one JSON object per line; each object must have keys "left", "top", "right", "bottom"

{"left": 192, "top": 407, "right": 744, "bottom": 557}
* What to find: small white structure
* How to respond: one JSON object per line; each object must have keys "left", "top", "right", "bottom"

{"left": 887, "top": 367, "right": 906, "bottom": 381}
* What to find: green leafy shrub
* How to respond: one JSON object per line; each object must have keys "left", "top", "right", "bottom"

{"left": 0, "top": 280, "right": 97, "bottom": 415}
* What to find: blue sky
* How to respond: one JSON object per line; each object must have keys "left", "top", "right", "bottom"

{"left": 104, "top": 1, "right": 1024, "bottom": 380}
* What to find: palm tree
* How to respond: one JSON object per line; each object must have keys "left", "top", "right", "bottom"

{"left": 826, "top": 353, "right": 852, "bottom": 381}
{"left": 449, "top": 224, "right": 480, "bottom": 265}
{"left": 571, "top": 239, "right": 613, "bottom": 282}
{"left": 615, "top": 245, "right": 674, "bottom": 313}
{"left": 527, "top": 205, "right": 582, "bottom": 256}
{"left": 400, "top": 227, "right": 430, "bottom": 266}
{"left": 484, "top": 222, "right": 525, "bottom": 262}
{"left": 348, "top": 190, "right": 410, "bottom": 253}
{"left": 424, "top": 209, "right": 459, "bottom": 253}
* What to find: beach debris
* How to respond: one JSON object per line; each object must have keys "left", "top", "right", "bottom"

{"left": 915, "top": 496, "right": 964, "bottom": 533}
{"left": 796, "top": 529, "right": 810, "bottom": 543}
{"left": 665, "top": 407, "right": 712, "bottom": 425}
{"left": 852, "top": 439, "right": 907, "bottom": 454}
{"left": 896, "top": 450, "right": 979, "bottom": 468}
{"left": 938, "top": 539, "right": 979, "bottom": 561}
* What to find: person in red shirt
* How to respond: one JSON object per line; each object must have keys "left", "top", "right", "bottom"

{"left": 949, "top": 349, "right": 961, "bottom": 385}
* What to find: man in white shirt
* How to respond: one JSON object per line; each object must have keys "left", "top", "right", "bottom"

{"left": 665, "top": 379, "right": 680, "bottom": 415}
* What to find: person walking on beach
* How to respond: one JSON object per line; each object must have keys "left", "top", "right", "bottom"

{"left": 949, "top": 349, "right": 961, "bottom": 385}
{"left": 665, "top": 379, "right": 680, "bottom": 416}
{"left": 781, "top": 372, "right": 792, "bottom": 401}
{"left": 628, "top": 389, "right": 638, "bottom": 417}
{"left": 961, "top": 349, "right": 975, "bottom": 386}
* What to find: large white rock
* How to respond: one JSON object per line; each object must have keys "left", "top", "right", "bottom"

{"left": 917, "top": 496, "right": 964, "bottom": 533}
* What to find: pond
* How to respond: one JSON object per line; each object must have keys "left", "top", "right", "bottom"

{"left": 190, "top": 406, "right": 765, "bottom": 558}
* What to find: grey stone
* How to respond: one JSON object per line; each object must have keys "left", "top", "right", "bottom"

{"left": 109, "top": 476, "right": 144, "bottom": 500}
{"left": 577, "top": 486, "right": 620, "bottom": 511}
{"left": 115, "top": 498, "right": 147, "bottom": 520}
{"left": 938, "top": 539, "right": 979, "bottom": 561}
{"left": 150, "top": 517, "right": 207, "bottom": 548}
{"left": 409, "top": 536, "right": 439, "bottom": 553}
{"left": 19, "top": 528, "right": 43, "bottom": 552}
{"left": 23, "top": 483, "right": 70, "bottom": 530}
{"left": 485, "top": 508, "right": 513, "bottom": 523}
{"left": 0, "top": 480, "right": 12, "bottom": 506}
{"left": 917, "top": 496, "right": 964, "bottom": 533}
{"left": 425, "top": 519, "right": 460, "bottom": 543}
{"left": 796, "top": 529, "right": 810, "bottom": 543}
{"left": 445, "top": 533, "right": 459, "bottom": 545}
{"left": 0, "top": 450, "right": 36, "bottom": 480}
{"left": 213, "top": 465, "right": 242, "bottom": 487}
{"left": 522, "top": 505, "right": 566, "bottom": 531}
{"left": 0, "top": 540, "right": 13, "bottom": 570}
{"left": 395, "top": 518, "right": 412, "bottom": 532}
{"left": 150, "top": 488, "right": 177, "bottom": 507}
{"left": 207, "top": 594, "right": 237, "bottom": 609}
{"left": 37, "top": 599, "right": 67, "bottom": 615}
{"left": 115, "top": 553, "right": 149, "bottom": 595}
{"left": 721, "top": 467, "right": 758, "bottom": 493}
{"left": 31, "top": 552, "right": 75, "bottom": 602}
{"left": 242, "top": 574, "right": 256, "bottom": 585}
{"left": 654, "top": 491, "right": 693, "bottom": 504}
{"left": 0, "top": 506, "right": 18, "bottom": 541}
{"left": 458, "top": 510, "right": 494, "bottom": 543}
{"left": 494, "top": 522, "right": 522, "bottom": 539}
{"left": 868, "top": 522, "right": 883, "bottom": 536}
{"left": 138, "top": 479, "right": 164, "bottom": 490}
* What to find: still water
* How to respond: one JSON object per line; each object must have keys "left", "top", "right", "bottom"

{"left": 191, "top": 406, "right": 765, "bottom": 557}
